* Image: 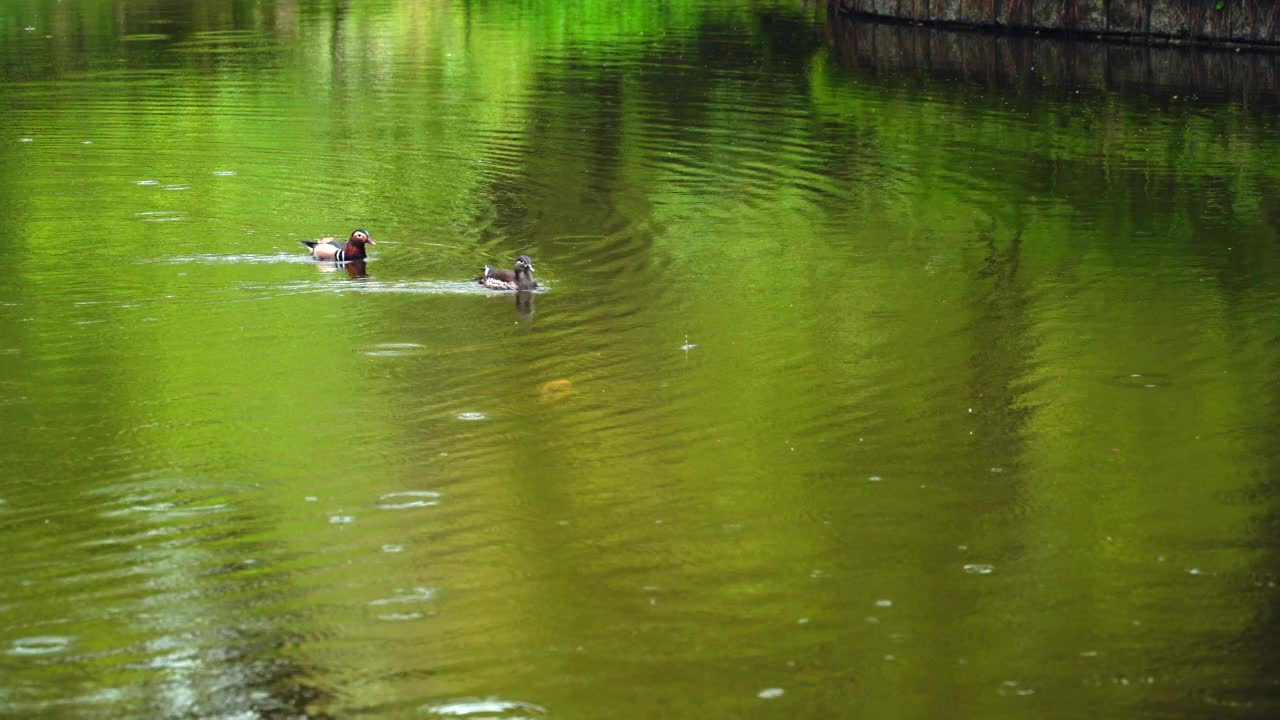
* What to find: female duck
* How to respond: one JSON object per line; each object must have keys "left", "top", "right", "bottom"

{"left": 477, "top": 254, "right": 537, "bottom": 291}
{"left": 301, "top": 229, "right": 375, "bottom": 262}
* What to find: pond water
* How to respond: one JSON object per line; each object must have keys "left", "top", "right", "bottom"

{"left": 3, "top": 1, "right": 1280, "bottom": 718}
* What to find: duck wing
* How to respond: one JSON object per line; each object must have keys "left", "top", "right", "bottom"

{"left": 477, "top": 265, "right": 518, "bottom": 283}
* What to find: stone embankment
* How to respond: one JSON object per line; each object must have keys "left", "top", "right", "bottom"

{"left": 825, "top": 12, "right": 1280, "bottom": 107}
{"left": 833, "top": 0, "right": 1280, "bottom": 48}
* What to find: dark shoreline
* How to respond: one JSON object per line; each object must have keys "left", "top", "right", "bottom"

{"left": 832, "top": 0, "right": 1280, "bottom": 52}
{"left": 825, "top": 3, "right": 1280, "bottom": 108}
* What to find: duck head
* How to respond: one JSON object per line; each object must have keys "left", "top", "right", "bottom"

{"left": 345, "top": 229, "right": 376, "bottom": 259}
{"left": 514, "top": 254, "right": 534, "bottom": 276}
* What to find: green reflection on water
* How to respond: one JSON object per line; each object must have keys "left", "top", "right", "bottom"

{"left": 1, "top": 1, "right": 1279, "bottom": 718}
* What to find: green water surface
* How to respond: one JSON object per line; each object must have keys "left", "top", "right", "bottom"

{"left": 1, "top": 1, "right": 1279, "bottom": 718}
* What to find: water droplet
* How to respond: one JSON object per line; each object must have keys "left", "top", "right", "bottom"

{"left": 377, "top": 490, "right": 441, "bottom": 510}
{"left": 135, "top": 180, "right": 160, "bottom": 186}
{"left": 329, "top": 514, "right": 354, "bottom": 524}
{"left": 377, "top": 612, "right": 423, "bottom": 621}
{"left": 457, "top": 412, "right": 487, "bottom": 421}
{"left": 364, "top": 342, "right": 425, "bottom": 357}
{"left": 963, "top": 564, "right": 994, "bottom": 575}
{"left": 874, "top": 599, "right": 893, "bottom": 607}
{"left": 757, "top": 688, "right": 784, "bottom": 699}
{"left": 18, "top": 137, "right": 33, "bottom": 142}
{"left": 420, "top": 698, "right": 547, "bottom": 718}
{"left": 868, "top": 475, "right": 882, "bottom": 482}
{"left": 212, "top": 170, "right": 238, "bottom": 176}
{"left": 9, "top": 636, "right": 70, "bottom": 656}
{"left": 369, "top": 587, "right": 435, "bottom": 606}
{"left": 304, "top": 496, "right": 318, "bottom": 502}
{"left": 382, "top": 544, "right": 404, "bottom": 553}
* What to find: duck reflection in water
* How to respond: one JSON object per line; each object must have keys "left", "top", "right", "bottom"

{"left": 515, "top": 289, "right": 535, "bottom": 319}
{"left": 312, "top": 259, "right": 369, "bottom": 279}
{"left": 344, "top": 259, "right": 369, "bottom": 279}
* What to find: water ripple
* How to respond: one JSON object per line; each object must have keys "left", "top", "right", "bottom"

{"left": 8, "top": 636, "right": 72, "bottom": 656}
{"left": 368, "top": 587, "right": 436, "bottom": 606}
{"left": 421, "top": 699, "right": 547, "bottom": 719}
{"left": 377, "top": 491, "right": 441, "bottom": 510}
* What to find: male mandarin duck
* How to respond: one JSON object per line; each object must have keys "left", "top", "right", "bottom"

{"left": 301, "top": 229, "right": 375, "bottom": 262}
{"left": 476, "top": 254, "right": 537, "bottom": 291}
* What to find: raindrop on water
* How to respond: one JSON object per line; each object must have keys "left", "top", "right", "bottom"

{"left": 421, "top": 698, "right": 547, "bottom": 718}
{"left": 378, "top": 490, "right": 441, "bottom": 510}
{"left": 369, "top": 587, "right": 436, "bottom": 606}
{"left": 377, "top": 612, "right": 423, "bottom": 622}
{"left": 757, "top": 688, "right": 784, "bottom": 699}
{"left": 9, "top": 636, "right": 70, "bottom": 656}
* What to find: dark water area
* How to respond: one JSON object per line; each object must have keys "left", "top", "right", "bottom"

{"left": 2, "top": 1, "right": 1280, "bottom": 718}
